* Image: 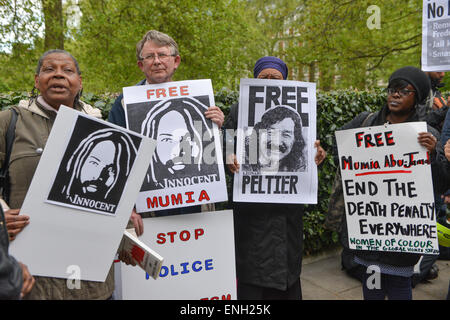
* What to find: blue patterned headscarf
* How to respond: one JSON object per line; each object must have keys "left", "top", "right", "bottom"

{"left": 253, "top": 56, "right": 288, "bottom": 80}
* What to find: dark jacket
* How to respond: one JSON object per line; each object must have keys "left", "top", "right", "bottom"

{"left": 108, "top": 79, "right": 147, "bottom": 127}
{"left": 224, "top": 103, "right": 304, "bottom": 291}
{"left": 0, "top": 205, "right": 22, "bottom": 299}
{"left": 333, "top": 105, "right": 440, "bottom": 268}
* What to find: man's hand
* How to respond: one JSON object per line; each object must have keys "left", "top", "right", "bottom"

{"left": 445, "top": 139, "right": 450, "bottom": 161}
{"left": 418, "top": 132, "right": 437, "bottom": 153}
{"left": 130, "top": 208, "right": 143, "bottom": 237}
{"left": 19, "top": 262, "right": 35, "bottom": 298}
{"left": 314, "top": 140, "right": 327, "bottom": 166}
{"left": 5, "top": 209, "right": 29, "bottom": 241}
{"left": 205, "top": 106, "right": 224, "bottom": 128}
{"left": 226, "top": 153, "right": 240, "bottom": 174}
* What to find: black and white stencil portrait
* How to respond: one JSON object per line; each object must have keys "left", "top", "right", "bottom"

{"left": 123, "top": 79, "right": 228, "bottom": 212}
{"left": 47, "top": 115, "right": 142, "bottom": 215}
{"left": 139, "top": 96, "right": 218, "bottom": 190}
{"left": 233, "top": 78, "right": 318, "bottom": 204}
{"left": 242, "top": 105, "right": 306, "bottom": 174}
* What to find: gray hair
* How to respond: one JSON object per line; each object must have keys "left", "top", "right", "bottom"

{"left": 136, "top": 30, "right": 179, "bottom": 60}
{"left": 35, "top": 49, "right": 81, "bottom": 75}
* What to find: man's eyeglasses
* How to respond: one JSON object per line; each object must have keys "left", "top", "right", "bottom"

{"left": 140, "top": 53, "right": 176, "bottom": 62}
{"left": 386, "top": 88, "right": 416, "bottom": 97}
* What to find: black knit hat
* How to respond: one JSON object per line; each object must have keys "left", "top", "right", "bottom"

{"left": 388, "top": 66, "right": 431, "bottom": 104}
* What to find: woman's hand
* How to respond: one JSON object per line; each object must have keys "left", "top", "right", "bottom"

{"left": 19, "top": 262, "right": 35, "bottom": 298}
{"left": 314, "top": 140, "right": 327, "bottom": 166}
{"left": 226, "top": 153, "right": 240, "bottom": 173}
{"left": 118, "top": 250, "right": 137, "bottom": 266}
{"left": 417, "top": 132, "right": 437, "bottom": 153}
{"left": 5, "top": 209, "right": 29, "bottom": 241}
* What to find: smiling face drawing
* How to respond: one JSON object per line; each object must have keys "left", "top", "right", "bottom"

{"left": 258, "top": 117, "right": 296, "bottom": 169}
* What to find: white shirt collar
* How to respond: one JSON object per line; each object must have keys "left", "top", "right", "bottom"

{"left": 37, "top": 96, "right": 58, "bottom": 113}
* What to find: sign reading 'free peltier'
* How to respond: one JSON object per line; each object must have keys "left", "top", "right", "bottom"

{"left": 335, "top": 122, "right": 439, "bottom": 255}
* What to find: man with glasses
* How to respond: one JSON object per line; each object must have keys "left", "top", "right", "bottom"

{"left": 109, "top": 30, "right": 224, "bottom": 129}
{"left": 108, "top": 30, "right": 224, "bottom": 234}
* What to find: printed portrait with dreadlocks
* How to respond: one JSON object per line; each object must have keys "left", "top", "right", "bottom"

{"left": 47, "top": 115, "right": 141, "bottom": 215}
{"left": 139, "top": 97, "right": 220, "bottom": 190}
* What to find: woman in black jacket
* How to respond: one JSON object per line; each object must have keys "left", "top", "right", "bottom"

{"left": 334, "top": 66, "right": 441, "bottom": 300}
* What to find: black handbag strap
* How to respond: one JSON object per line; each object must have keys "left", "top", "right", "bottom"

{"left": 0, "top": 108, "right": 18, "bottom": 203}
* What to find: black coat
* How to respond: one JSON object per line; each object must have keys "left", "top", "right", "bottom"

{"left": 224, "top": 103, "right": 304, "bottom": 291}
{"left": 0, "top": 206, "right": 22, "bottom": 299}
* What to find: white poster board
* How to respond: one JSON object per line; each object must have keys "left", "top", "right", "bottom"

{"left": 335, "top": 122, "right": 439, "bottom": 255}
{"left": 119, "top": 210, "right": 236, "bottom": 300}
{"left": 10, "top": 106, "right": 156, "bottom": 281}
{"left": 422, "top": 0, "right": 450, "bottom": 71}
{"left": 123, "top": 80, "right": 228, "bottom": 212}
{"left": 232, "top": 78, "right": 317, "bottom": 204}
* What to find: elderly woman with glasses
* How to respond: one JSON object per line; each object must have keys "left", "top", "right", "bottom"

{"left": 332, "top": 66, "right": 442, "bottom": 300}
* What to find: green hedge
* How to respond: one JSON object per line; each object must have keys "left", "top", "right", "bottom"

{"left": 0, "top": 89, "right": 388, "bottom": 255}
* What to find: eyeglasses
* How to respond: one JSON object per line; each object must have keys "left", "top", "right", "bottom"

{"left": 386, "top": 88, "right": 416, "bottom": 97}
{"left": 140, "top": 53, "right": 176, "bottom": 62}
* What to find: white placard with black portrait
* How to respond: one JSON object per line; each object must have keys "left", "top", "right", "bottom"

{"left": 123, "top": 79, "right": 228, "bottom": 213}
{"left": 47, "top": 114, "right": 142, "bottom": 215}
{"left": 10, "top": 106, "right": 156, "bottom": 281}
{"left": 233, "top": 78, "right": 318, "bottom": 204}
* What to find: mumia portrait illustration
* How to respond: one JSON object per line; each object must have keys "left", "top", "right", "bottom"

{"left": 140, "top": 97, "right": 220, "bottom": 190}
{"left": 47, "top": 116, "right": 141, "bottom": 215}
{"left": 243, "top": 105, "right": 306, "bottom": 174}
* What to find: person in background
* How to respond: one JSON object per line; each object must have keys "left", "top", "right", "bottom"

{"left": 333, "top": 66, "right": 441, "bottom": 300}
{"left": 224, "top": 56, "right": 326, "bottom": 300}
{"left": 414, "top": 70, "right": 450, "bottom": 284}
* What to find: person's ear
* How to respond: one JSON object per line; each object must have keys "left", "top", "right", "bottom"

{"left": 34, "top": 74, "right": 40, "bottom": 92}
{"left": 137, "top": 60, "right": 145, "bottom": 72}
{"left": 173, "top": 55, "right": 181, "bottom": 70}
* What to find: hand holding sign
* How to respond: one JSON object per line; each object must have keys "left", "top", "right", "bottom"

{"left": 5, "top": 209, "right": 29, "bottom": 241}
{"left": 226, "top": 153, "right": 240, "bottom": 174}
{"left": 204, "top": 106, "right": 225, "bottom": 128}
{"left": 417, "top": 132, "right": 437, "bottom": 153}
{"left": 314, "top": 140, "right": 327, "bottom": 165}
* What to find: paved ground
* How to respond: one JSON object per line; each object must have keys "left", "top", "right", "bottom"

{"left": 301, "top": 247, "right": 450, "bottom": 300}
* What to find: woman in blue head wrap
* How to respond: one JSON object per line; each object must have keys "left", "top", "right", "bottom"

{"left": 223, "top": 57, "right": 326, "bottom": 299}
